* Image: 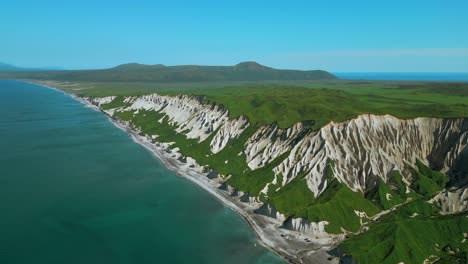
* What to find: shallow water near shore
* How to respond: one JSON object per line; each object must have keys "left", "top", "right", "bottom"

{"left": 0, "top": 80, "right": 284, "bottom": 264}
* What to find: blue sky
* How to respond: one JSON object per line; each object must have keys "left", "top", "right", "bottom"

{"left": 1, "top": 0, "right": 468, "bottom": 71}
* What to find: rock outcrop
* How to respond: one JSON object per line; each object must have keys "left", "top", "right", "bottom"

{"left": 244, "top": 121, "right": 311, "bottom": 170}
{"left": 210, "top": 115, "right": 249, "bottom": 154}
{"left": 281, "top": 218, "right": 330, "bottom": 238}
{"left": 274, "top": 115, "right": 468, "bottom": 196}
{"left": 254, "top": 203, "right": 286, "bottom": 222}
{"left": 124, "top": 94, "right": 230, "bottom": 142}
{"left": 430, "top": 187, "right": 468, "bottom": 214}
{"left": 88, "top": 96, "right": 116, "bottom": 106}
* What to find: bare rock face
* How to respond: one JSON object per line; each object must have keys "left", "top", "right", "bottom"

{"left": 275, "top": 115, "right": 468, "bottom": 197}
{"left": 254, "top": 203, "right": 286, "bottom": 222}
{"left": 88, "top": 96, "right": 116, "bottom": 106}
{"left": 281, "top": 217, "right": 330, "bottom": 238}
{"left": 124, "top": 94, "right": 230, "bottom": 142}
{"left": 446, "top": 134, "right": 468, "bottom": 187}
{"left": 210, "top": 115, "right": 250, "bottom": 154}
{"left": 244, "top": 122, "right": 310, "bottom": 170}
{"left": 430, "top": 187, "right": 468, "bottom": 214}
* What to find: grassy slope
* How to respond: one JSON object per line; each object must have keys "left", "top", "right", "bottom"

{"left": 100, "top": 96, "right": 128, "bottom": 110}
{"left": 51, "top": 80, "right": 468, "bottom": 129}
{"left": 366, "top": 178, "right": 406, "bottom": 210}
{"left": 339, "top": 160, "right": 466, "bottom": 263}
{"left": 340, "top": 201, "right": 468, "bottom": 264}
{"left": 268, "top": 168, "right": 381, "bottom": 233}
{"left": 301, "top": 182, "right": 381, "bottom": 233}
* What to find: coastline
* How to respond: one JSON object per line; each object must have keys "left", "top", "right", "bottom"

{"left": 29, "top": 80, "right": 341, "bottom": 264}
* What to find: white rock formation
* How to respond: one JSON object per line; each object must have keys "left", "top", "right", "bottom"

{"left": 282, "top": 218, "right": 330, "bottom": 238}
{"left": 123, "top": 94, "right": 230, "bottom": 142}
{"left": 430, "top": 187, "right": 468, "bottom": 214}
{"left": 244, "top": 121, "right": 311, "bottom": 170}
{"left": 275, "top": 115, "right": 468, "bottom": 196}
{"left": 210, "top": 115, "right": 250, "bottom": 154}
{"left": 88, "top": 96, "right": 116, "bottom": 106}
{"left": 254, "top": 203, "right": 287, "bottom": 222}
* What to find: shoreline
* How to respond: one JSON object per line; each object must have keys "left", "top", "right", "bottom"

{"left": 29, "top": 80, "right": 341, "bottom": 264}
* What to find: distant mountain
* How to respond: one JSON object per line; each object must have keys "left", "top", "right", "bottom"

{"left": 112, "top": 63, "right": 166, "bottom": 70}
{"left": 0, "top": 62, "right": 64, "bottom": 72}
{"left": 0, "top": 62, "right": 23, "bottom": 71}
{"left": 0, "top": 61, "right": 336, "bottom": 82}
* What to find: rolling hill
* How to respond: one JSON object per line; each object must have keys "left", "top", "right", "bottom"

{"left": 0, "top": 62, "right": 336, "bottom": 82}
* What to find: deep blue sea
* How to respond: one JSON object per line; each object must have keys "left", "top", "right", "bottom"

{"left": 0, "top": 80, "right": 284, "bottom": 264}
{"left": 335, "top": 72, "right": 468, "bottom": 81}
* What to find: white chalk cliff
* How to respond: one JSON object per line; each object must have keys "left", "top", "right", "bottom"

{"left": 210, "top": 114, "right": 250, "bottom": 154}
{"left": 244, "top": 121, "right": 311, "bottom": 170}
{"left": 274, "top": 115, "right": 468, "bottom": 197}
{"left": 95, "top": 93, "right": 468, "bottom": 232}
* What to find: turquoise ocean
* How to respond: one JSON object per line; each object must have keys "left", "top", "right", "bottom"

{"left": 0, "top": 80, "right": 284, "bottom": 264}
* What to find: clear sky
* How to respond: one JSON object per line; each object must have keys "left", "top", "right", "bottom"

{"left": 2, "top": 0, "right": 468, "bottom": 72}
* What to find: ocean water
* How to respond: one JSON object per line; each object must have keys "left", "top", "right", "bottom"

{"left": 335, "top": 72, "right": 468, "bottom": 81}
{"left": 0, "top": 80, "right": 284, "bottom": 264}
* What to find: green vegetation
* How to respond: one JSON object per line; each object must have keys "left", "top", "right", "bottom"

{"left": 36, "top": 79, "right": 468, "bottom": 129}
{"left": 415, "top": 159, "right": 449, "bottom": 188}
{"left": 197, "top": 82, "right": 468, "bottom": 128}
{"left": 0, "top": 61, "right": 336, "bottom": 83}
{"left": 366, "top": 178, "right": 406, "bottom": 210}
{"left": 299, "top": 182, "right": 381, "bottom": 233}
{"left": 269, "top": 176, "right": 315, "bottom": 215}
{"left": 100, "top": 96, "right": 129, "bottom": 110}
{"left": 412, "top": 160, "right": 448, "bottom": 198}
{"left": 269, "top": 171, "right": 381, "bottom": 233}
{"left": 340, "top": 200, "right": 468, "bottom": 264}
{"left": 340, "top": 162, "right": 461, "bottom": 263}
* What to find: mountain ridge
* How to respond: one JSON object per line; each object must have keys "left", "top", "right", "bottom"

{"left": 0, "top": 61, "right": 336, "bottom": 82}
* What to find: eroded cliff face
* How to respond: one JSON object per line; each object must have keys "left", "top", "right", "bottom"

{"left": 430, "top": 187, "right": 468, "bottom": 214}
{"left": 244, "top": 121, "right": 311, "bottom": 170}
{"left": 275, "top": 115, "right": 468, "bottom": 197}
{"left": 123, "top": 94, "right": 230, "bottom": 142}
{"left": 281, "top": 218, "right": 330, "bottom": 237}
{"left": 210, "top": 114, "right": 250, "bottom": 154}
{"left": 96, "top": 93, "right": 468, "bottom": 235}
{"left": 88, "top": 96, "right": 116, "bottom": 106}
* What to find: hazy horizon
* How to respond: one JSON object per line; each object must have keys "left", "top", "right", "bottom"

{"left": 2, "top": 61, "right": 468, "bottom": 74}
{"left": 2, "top": 0, "right": 467, "bottom": 72}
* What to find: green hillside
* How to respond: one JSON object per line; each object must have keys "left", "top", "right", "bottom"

{"left": 0, "top": 61, "right": 336, "bottom": 82}
{"left": 39, "top": 79, "right": 468, "bottom": 129}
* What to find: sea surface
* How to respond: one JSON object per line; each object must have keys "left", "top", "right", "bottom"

{"left": 335, "top": 72, "right": 468, "bottom": 81}
{"left": 0, "top": 80, "right": 284, "bottom": 264}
